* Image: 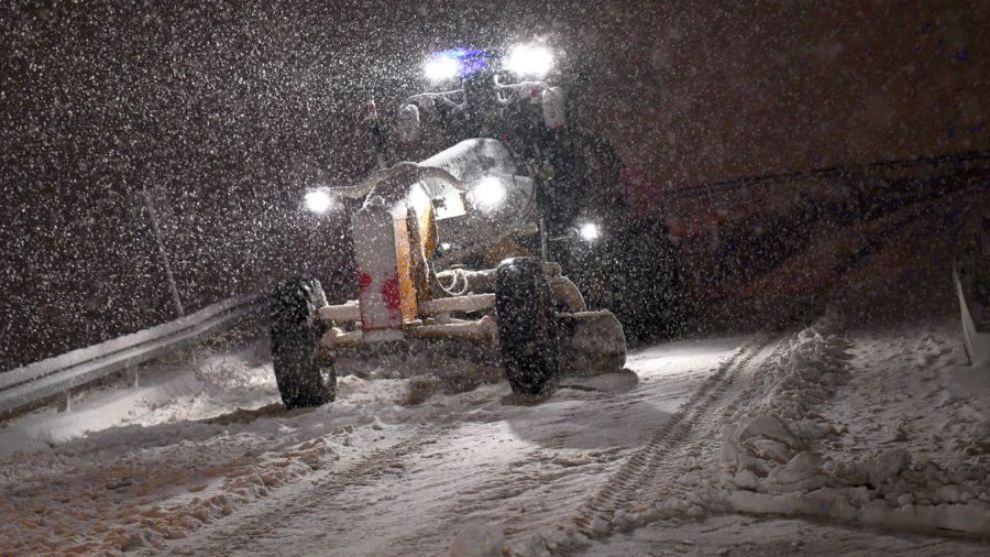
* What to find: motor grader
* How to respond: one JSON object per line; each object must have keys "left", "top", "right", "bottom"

{"left": 269, "top": 43, "right": 627, "bottom": 408}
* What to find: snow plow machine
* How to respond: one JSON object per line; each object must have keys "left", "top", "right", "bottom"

{"left": 269, "top": 43, "right": 627, "bottom": 408}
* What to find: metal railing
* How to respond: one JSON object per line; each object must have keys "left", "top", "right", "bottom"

{"left": 0, "top": 293, "right": 267, "bottom": 417}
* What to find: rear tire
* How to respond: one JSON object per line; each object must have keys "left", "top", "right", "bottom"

{"left": 270, "top": 278, "right": 336, "bottom": 408}
{"left": 495, "top": 257, "right": 560, "bottom": 396}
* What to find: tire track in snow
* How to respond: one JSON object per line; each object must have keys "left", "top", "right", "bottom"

{"left": 382, "top": 351, "right": 747, "bottom": 553}
{"left": 161, "top": 337, "right": 754, "bottom": 556}
{"left": 386, "top": 424, "right": 627, "bottom": 554}
{"left": 571, "top": 334, "right": 780, "bottom": 535}
{"left": 168, "top": 423, "right": 454, "bottom": 556}
{"left": 640, "top": 334, "right": 793, "bottom": 508}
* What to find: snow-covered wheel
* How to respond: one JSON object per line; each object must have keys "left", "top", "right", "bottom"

{"left": 495, "top": 257, "right": 560, "bottom": 396}
{"left": 269, "top": 278, "right": 336, "bottom": 408}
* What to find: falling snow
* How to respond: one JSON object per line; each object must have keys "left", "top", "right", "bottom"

{"left": 2, "top": 1, "right": 990, "bottom": 556}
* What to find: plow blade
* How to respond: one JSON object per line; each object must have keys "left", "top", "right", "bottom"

{"left": 557, "top": 310, "right": 627, "bottom": 376}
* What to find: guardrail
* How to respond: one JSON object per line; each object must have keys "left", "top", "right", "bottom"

{"left": 954, "top": 266, "right": 990, "bottom": 366}
{"left": 0, "top": 292, "right": 268, "bottom": 417}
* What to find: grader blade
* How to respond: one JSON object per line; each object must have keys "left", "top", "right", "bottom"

{"left": 557, "top": 310, "right": 627, "bottom": 376}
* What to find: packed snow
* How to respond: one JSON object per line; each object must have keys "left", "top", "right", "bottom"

{"left": 0, "top": 330, "right": 729, "bottom": 555}
{"left": 2, "top": 308, "right": 990, "bottom": 555}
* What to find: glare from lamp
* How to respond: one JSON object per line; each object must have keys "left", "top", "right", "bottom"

{"left": 505, "top": 44, "right": 554, "bottom": 77}
{"left": 424, "top": 55, "right": 460, "bottom": 82}
{"left": 304, "top": 190, "right": 334, "bottom": 214}
{"left": 469, "top": 176, "right": 507, "bottom": 213}
{"left": 579, "top": 222, "right": 600, "bottom": 242}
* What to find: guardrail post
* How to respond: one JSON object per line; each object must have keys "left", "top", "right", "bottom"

{"left": 58, "top": 390, "right": 72, "bottom": 413}
{"left": 141, "top": 187, "right": 185, "bottom": 318}
{"left": 128, "top": 363, "right": 140, "bottom": 388}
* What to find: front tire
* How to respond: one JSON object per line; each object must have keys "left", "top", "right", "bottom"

{"left": 270, "top": 278, "right": 336, "bottom": 408}
{"left": 495, "top": 257, "right": 560, "bottom": 396}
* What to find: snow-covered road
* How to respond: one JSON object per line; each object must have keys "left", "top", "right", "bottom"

{"left": 0, "top": 332, "right": 740, "bottom": 555}
{"left": 2, "top": 318, "right": 990, "bottom": 556}
{"left": 168, "top": 336, "right": 749, "bottom": 557}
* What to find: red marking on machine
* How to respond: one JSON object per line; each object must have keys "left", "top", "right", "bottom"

{"left": 352, "top": 204, "right": 405, "bottom": 336}
{"left": 381, "top": 274, "right": 401, "bottom": 310}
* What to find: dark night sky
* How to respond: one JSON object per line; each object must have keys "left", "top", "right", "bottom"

{"left": 1, "top": 0, "right": 988, "bottom": 370}
{"left": 588, "top": 1, "right": 989, "bottom": 190}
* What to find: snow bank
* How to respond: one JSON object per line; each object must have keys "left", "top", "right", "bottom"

{"left": 0, "top": 330, "right": 534, "bottom": 556}
{"left": 511, "top": 314, "right": 990, "bottom": 557}
{"left": 717, "top": 314, "right": 990, "bottom": 536}
{"left": 0, "top": 342, "right": 280, "bottom": 458}
{"left": 720, "top": 313, "right": 850, "bottom": 494}
{"left": 448, "top": 523, "right": 506, "bottom": 557}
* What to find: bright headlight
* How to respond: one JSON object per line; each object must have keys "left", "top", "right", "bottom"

{"left": 469, "top": 176, "right": 507, "bottom": 213}
{"left": 578, "top": 222, "right": 600, "bottom": 242}
{"left": 504, "top": 44, "right": 554, "bottom": 78}
{"left": 304, "top": 189, "right": 335, "bottom": 214}
{"left": 424, "top": 55, "right": 459, "bottom": 82}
